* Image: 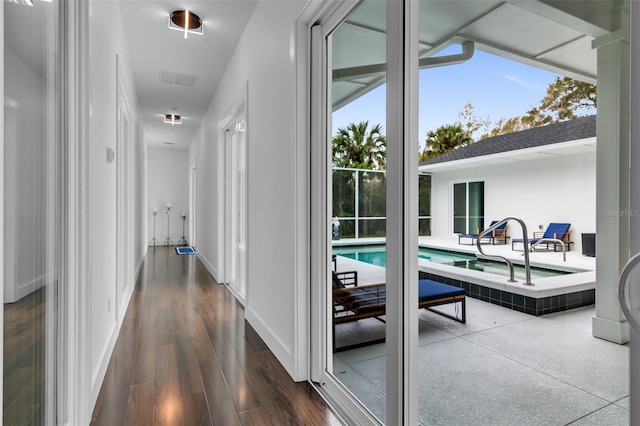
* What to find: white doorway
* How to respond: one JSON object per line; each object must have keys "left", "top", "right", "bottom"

{"left": 189, "top": 162, "right": 197, "bottom": 247}
{"left": 116, "top": 57, "right": 133, "bottom": 321}
{"left": 223, "top": 93, "right": 248, "bottom": 305}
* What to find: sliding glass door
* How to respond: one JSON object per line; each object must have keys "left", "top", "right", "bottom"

{"left": 311, "top": 0, "right": 418, "bottom": 424}
{"left": 4, "top": 0, "right": 66, "bottom": 423}
{"left": 453, "top": 181, "right": 484, "bottom": 234}
{"left": 321, "top": 0, "right": 389, "bottom": 421}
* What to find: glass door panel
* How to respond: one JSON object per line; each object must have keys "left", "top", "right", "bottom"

{"left": 453, "top": 182, "right": 467, "bottom": 233}
{"left": 4, "top": 0, "right": 62, "bottom": 423}
{"left": 329, "top": 0, "right": 387, "bottom": 421}
{"left": 418, "top": 174, "right": 431, "bottom": 236}
{"left": 468, "top": 181, "right": 484, "bottom": 234}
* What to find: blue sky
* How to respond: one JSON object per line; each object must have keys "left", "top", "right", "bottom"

{"left": 332, "top": 49, "right": 561, "bottom": 147}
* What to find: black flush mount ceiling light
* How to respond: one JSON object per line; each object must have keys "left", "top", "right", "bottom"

{"left": 169, "top": 10, "right": 203, "bottom": 38}
{"left": 164, "top": 114, "right": 182, "bottom": 125}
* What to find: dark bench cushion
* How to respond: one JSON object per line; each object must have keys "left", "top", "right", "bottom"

{"left": 418, "top": 279, "right": 465, "bottom": 302}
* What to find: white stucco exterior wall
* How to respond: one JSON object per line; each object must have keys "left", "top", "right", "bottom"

{"left": 428, "top": 150, "right": 596, "bottom": 254}
{"left": 188, "top": 1, "right": 309, "bottom": 380}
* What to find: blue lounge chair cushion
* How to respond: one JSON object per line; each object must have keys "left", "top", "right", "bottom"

{"left": 513, "top": 222, "right": 571, "bottom": 244}
{"left": 542, "top": 223, "right": 570, "bottom": 239}
{"left": 340, "top": 280, "right": 464, "bottom": 311}
{"left": 418, "top": 279, "right": 465, "bottom": 301}
{"left": 494, "top": 221, "right": 507, "bottom": 231}
{"left": 459, "top": 220, "right": 504, "bottom": 238}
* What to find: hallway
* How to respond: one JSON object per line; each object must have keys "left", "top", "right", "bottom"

{"left": 90, "top": 247, "right": 340, "bottom": 425}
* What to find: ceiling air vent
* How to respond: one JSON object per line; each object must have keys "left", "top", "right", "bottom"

{"left": 159, "top": 70, "right": 197, "bottom": 87}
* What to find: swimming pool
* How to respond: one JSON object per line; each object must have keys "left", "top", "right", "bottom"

{"left": 332, "top": 245, "right": 568, "bottom": 280}
{"left": 333, "top": 244, "right": 476, "bottom": 266}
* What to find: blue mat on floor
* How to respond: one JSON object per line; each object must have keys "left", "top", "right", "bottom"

{"left": 175, "top": 246, "right": 196, "bottom": 255}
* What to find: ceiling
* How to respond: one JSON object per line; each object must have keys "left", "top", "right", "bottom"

{"left": 333, "top": 0, "right": 626, "bottom": 111}
{"left": 5, "top": 1, "right": 626, "bottom": 151}
{"left": 4, "top": 0, "right": 51, "bottom": 80}
{"left": 118, "top": 1, "right": 258, "bottom": 149}
{"left": 4, "top": 0, "right": 258, "bottom": 150}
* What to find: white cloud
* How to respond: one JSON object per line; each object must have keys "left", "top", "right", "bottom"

{"left": 497, "top": 74, "right": 543, "bottom": 91}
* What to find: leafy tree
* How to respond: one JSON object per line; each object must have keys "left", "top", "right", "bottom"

{"left": 332, "top": 121, "right": 386, "bottom": 169}
{"left": 452, "top": 77, "right": 597, "bottom": 140}
{"left": 522, "top": 76, "right": 597, "bottom": 127}
{"left": 458, "top": 102, "right": 492, "bottom": 140}
{"left": 419, "top": 124, "right": 473, "bottom": 161}
{"left": 483, "top": 116, "right": 528, "bottom": 139}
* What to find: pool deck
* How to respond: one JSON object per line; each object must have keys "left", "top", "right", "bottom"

{"left": 332, "top": 236, "right": 596, "bottom": 314}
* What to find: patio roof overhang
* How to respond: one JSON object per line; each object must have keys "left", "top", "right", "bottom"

{"left": 417, "top": 136, "right": 596, "bottom": 173}
{"left": 332, "top": 0, "right": 625, "bottom": 111}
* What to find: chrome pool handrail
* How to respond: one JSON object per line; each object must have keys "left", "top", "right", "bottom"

{"left": 477, "top": 217, "right": 533, "bottom": 286}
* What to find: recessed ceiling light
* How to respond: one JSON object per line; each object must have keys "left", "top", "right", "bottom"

{"left": 7, "top": 0, "right": 51, "bottom": 5}
{"left": 7, "top": 0, "right": 33, "bottom": 5}
{"left": 164, "top": 114, "right": 182, "bottom": 125}
{"left": 169, "top": 10, "right": 203, "bottom": 39}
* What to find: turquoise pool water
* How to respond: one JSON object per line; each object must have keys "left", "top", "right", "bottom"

{"left": 332, "top": 245, "right": 569, "bottom": 279}
{"left": 333, "top": 245, "right": 475, "bottom": 267}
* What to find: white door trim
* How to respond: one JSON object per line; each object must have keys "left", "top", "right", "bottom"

{"left": 220, "top": 84, "right": 248, "bottom": 306}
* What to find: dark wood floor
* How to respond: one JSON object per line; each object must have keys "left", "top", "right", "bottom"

{"left": 4, "top": 287, "right": 46, "bottom": 425}
{"left": 91, "top": 247, "right": 341, "bottom": 425}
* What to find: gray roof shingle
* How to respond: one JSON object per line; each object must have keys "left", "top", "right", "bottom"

{"left": 419, "top": 115, "right": 596, "bottom": 166}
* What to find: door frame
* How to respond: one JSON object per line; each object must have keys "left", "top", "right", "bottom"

{"left": 189, "top": 161, "right": 197, "bottom": 247}
{"left": 115, "top": 55, "right": 134, "bottom": 322}
{"left": 451, "top": 179, "right": 485, "bottom": 234}
{"left": 220, "top": 84, "right": 249, "bottom": 306}
{"left": 308, "top": 1, "right": 420, "bottom": 423}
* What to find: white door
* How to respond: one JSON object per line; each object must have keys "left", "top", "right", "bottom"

{"left": 189, "top": 163, "right": 197, "bottom": 247}
{"left": 116, "top": 64, "right": 133, "bottom": 320}
{"left": 225, "top": 112, "right": 248, "bottom": 302}
{"left": 236, "top": 120, "right": 247, "bottom": 298}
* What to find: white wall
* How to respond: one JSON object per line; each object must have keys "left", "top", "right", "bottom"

{"left": 188, "top": 1, "right": 308, "bottom": 380}
{"left": 3, "top": 47, "right": 48, "bottom": 303}
{"left": 147, "top": 147, "right": 189, "bottom": 245}
{"left": 429, "top": 150, "right": 597, "bottom": 253}
{"left": 86, "top": 0, "right": 145, "bottom": 417}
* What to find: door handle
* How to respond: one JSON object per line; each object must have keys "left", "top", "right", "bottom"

{"left": 618, "top": 252, "right": 640, "bottom": 333}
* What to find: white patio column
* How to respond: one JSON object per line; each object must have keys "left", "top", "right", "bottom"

{"left": 592, "top": 29, "right": 630, "bottom": 344}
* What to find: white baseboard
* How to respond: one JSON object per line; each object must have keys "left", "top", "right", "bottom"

{"left": 89, "top": 320, "right": 118, "bottom": 405}
{"left": 224, "top": 282, "right": 247, "bottom": 307}
{"left": 5, "top": 273, "right": 51, "bottom": 304}
{"left": 245, "top": 306, "right": 296, "bottom": 380}
{"left": 88, "top": 250, "right": 146, "bottom": 415}
{"left": 196, "top": 251, "right": 219, "bottom": 282}
{"left": 136, "top": 249, "right": 146, "bottom": 277}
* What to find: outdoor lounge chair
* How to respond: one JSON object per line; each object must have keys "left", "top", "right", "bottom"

{"left": 458, "top": 220, "right": 508, "bottom": 245}
{"left": 511, "top": 222, "right": 572, "bottom": 252}
{"left": 332, "top": 271, "right": 465, "bottom": 351}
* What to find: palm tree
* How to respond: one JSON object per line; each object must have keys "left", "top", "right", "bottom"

{"left": 332, "top": 121, "right": 386, "bottom": 169}
{"left": 420, "top": 124, "right": 473, "bottom": 160}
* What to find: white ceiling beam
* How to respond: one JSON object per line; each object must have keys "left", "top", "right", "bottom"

{"left": 533, "top": 34, "right": 590, "bottom": 59}
{"left": 417, "top": 1, "right": 508, "bottom": 58}
{"left": 508, "top": 0, "right": 617, "bottom": 38}
{"left": 464, "top": 34, "right": 597, "bottom": 83}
